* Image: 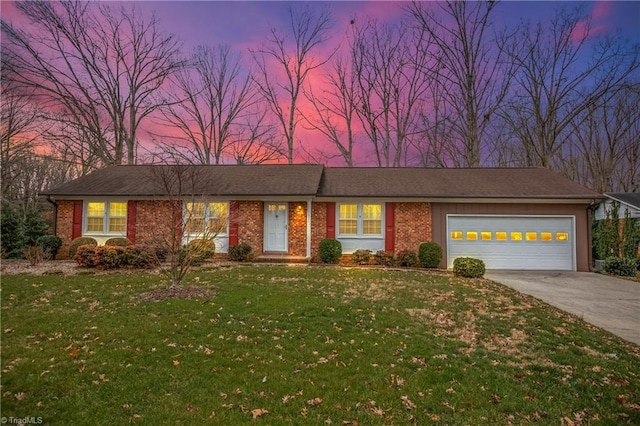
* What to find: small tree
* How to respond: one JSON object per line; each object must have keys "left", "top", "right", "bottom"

{"left": 23, "top": 207, "right": 49, "bottom": 246}
{"left": 148, "top": 165, "right": 227, "bottom": 288}
{"left": 594, "top": 202, "right": 620, "bottom": 259}
{"left": 1, "top": 203, "right": 24, "bottom": 258}
{"left": 621, "top": 209, "right": 640, "bottom": 258}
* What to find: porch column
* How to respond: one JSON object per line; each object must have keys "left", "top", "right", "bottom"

{"left": 306, "top": 199, "right": 312, "bottom": 258}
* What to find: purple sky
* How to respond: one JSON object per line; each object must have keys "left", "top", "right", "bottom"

{"left": 2, "top": 1, "right": 638, "bottom": 165}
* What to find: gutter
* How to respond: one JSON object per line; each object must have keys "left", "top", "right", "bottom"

{"left": 46, "top": 196, "right": 58, "bottom": 235}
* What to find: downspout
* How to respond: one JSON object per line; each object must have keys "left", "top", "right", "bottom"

{"left": 46, "top": 196, "right": 58, "bottom": 235}
{"left": 306, "top": 199, "right": 312, "bottom": 259}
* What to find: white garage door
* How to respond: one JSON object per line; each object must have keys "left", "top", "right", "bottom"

{"left": 447, "top": 216, "right": 575, "bottom": 270}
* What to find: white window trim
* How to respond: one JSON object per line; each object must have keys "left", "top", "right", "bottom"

{"left": 183, "top": 201, "right": 230, "bottom": 239}
{"left": 83, "top": 200, "right": 127, "bottom": 236}
{"left": 336, "top": 202, "right": 384, "bottom": 238}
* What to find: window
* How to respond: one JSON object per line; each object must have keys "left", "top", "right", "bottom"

{"left": 185, "top": 202, "right": 228, "bottom": 235}
{"left": 481, "top": 232, "right": 492, "bottom": 240}
{"left": 525, "top": 232, "right": 537, "bottom": 241}
{"left": 466, "top": 231, "right": 478, "bottom": 240}
{"left": 338, "top": 203, "right": 383, "bottom": 236}
{"left": 541, "top": 232, "right": 553, "bottom": 241}
{"left": 451, "top": 231, "right": 463, "bottom": 240}
{"left": 556, "top": 232, "right": 569, "bottom": 241}
{"left": 510, "top": 232, "right": 522, "bottom": 241}
{"left": 496, "top": 232, "right": 507, "bottom": 241}
{"left": 85, "top": 201, "right": 127, "bottom": 234}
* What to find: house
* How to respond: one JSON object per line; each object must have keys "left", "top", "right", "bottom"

{"left": 594, "top": 193, "right": 640, "bottom": 220}
{"left": 41, "top": 165, "right": 602, "bottom": 271}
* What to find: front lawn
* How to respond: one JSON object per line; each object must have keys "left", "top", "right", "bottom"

{"left": 1, "top": 265, "right": 639, "bottom": 424}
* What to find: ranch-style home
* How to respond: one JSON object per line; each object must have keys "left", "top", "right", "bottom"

{"left": 42, "top": 165, "right": 601, "bottom": 271}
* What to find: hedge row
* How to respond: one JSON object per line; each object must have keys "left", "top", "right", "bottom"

{"left": 74, "top": 245, "right": 159, "bottom": 269}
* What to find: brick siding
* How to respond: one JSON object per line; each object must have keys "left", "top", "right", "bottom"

{"left": 394, "top": 202, "right": 432, "bottom": 252}
{"left": 310, "top": 202, "right": 328, "bottom": 261}
{"left": 54, "top": 201, "right": 75, "bottom": 259}
{"left": 237, "top": 201, "right": 264, "bottom": 255}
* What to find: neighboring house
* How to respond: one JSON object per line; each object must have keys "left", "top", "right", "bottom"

{"left": 594, "top": 193, "right": 640, "bottom": 220}
{"left": 41, "top": 165, "right": 601, "bottom": 271}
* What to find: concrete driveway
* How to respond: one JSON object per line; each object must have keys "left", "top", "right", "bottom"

{"left": 485, "top": 271, "right": 640, "bottom": 346}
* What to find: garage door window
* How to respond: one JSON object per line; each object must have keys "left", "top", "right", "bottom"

{"left": 451, "top": 231, "right": 463, "bottom": 240}
{"left": 541, "top": 232, "right": 552, "bottom": 241}
{"left": 481, "top": 232, "right": 492, "bottom": 240}
{"left": 496, "top": 232, "right": 507, "bottom": 240}
{"left": 466, "top": 231, "right": 478, "bottom": 240}
{"left": 556, "top": 232, "right": 568, "bottom": 241}
{"left": 510, "top": 232, "right": 523, "bottom": 241}
{"left": 526, "top": 232, "right": 537, "bottom": 241}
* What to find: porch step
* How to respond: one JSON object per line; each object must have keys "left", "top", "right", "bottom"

{"left": 254, "top": 255, "right": 310, "bottom": 264}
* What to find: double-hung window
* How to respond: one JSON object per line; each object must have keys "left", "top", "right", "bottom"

{"left": 184, "top": 202, "right": 228, "bottom": 235}
{"left": 338, "top": 203, "right": 383, "bottom": 236}
{"left": 85, "top": 201, "right": 127, "bottom": 234}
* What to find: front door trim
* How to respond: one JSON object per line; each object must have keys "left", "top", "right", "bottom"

{"left": 264, "top": 202, "right": 288, "bottom": 252}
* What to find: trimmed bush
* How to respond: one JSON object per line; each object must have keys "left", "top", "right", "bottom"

{"left": 396, "top": 250, "right": 418, "bottom": 267}
{"left": 418, "top": 242, "right": 442, "bottom": 268}
{"left": 453, "top": 257, "right": 486, "bottom": 278}
{"left": 74, "top": 245, "right": 98, "bottom": 267}
{"left": 228, "top": 243, "right": 253, "bottom": 262}
{"left": 373, "top": 250, "right": 395, "bottom": 267}
{"left": 319, "top": 239, "right": 342, "bottom": 264}
{"left": 37, "top": 235, "right": 63, "bottom": 260}
{"left": 97, "top": 246, "right": 127, "bottom": 269}
{"left": 604, "top": 257, "right": 637, "bottom": 277}
{"left": 352, "top": 249, "right": 372, "bottom": 265}
{"left": 123, "top": 245, "right": 158, "bottom": 269}
{"left": 104, "top": 237, "right": 132, "bottom": 247}
{"left": 184, "top": 239, "right": 216, "bottom": 266}
{"left": 69, "top": 237, "right": 98, "bottom": 258}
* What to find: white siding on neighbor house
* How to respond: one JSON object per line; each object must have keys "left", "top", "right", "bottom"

{"left": 594, "top": 200, "right": 640, "bottom": 220}
{"left": 447, "top": 215, "right": 575, "bottom": 270}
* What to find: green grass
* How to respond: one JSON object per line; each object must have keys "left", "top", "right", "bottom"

{"left": 1, "top": 265, "right": 639, "bottom": 424}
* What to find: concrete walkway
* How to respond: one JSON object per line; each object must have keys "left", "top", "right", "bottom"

{"left": 485, "top": 271, "right": 640, "bottom": 346}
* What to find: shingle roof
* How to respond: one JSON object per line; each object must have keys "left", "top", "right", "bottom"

{"left": 604, "top": 192, "right": 640, "bottom": 209}
{"left": 42, "top": 165, "right": 601, "bottom": 200}
{"left": 318, "top": 167, "right": 600, "bottom": 199}
{"left": 42, "top": 164, "right": 324, "bottom": 197}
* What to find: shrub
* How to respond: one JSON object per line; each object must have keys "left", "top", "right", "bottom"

{"left": 37, "top": 235, "right": 63, "bottom": 260}
{"left": 1, "top": 204, "right": 24, "bottom": 258}
{"left": 373, "top": 250, "right": 395, "bottom": 267}
{"left": 453, "top": 257, "right": 486, "bottom": 278}
{"left": 603, "top": 257, "right": 637, "bottom": 277}
{"left": 124, "top": 245, "right": 158, "bottom": 269}
{"left": 74, "top": 245, "right": 98, "bottom": 267}
{"left": 396, "top": 250, "right": 418, "bottom": 267}
{"left": 228, "top": 243, "right": 253, "bottom": 262}
{"left": 23, "top": 208, "right": 49, "bottom": 246}
{"left": 637, "top": 257, "right": 640, "bottom": 272}
{"left": 418, "top": 242, "right": 442, "bottom": 268}
{"left": 352, "top": 249, "right": 372, "bottom": 265}
{"left": 96, "top": 246, "right": 127, "bottom": 269}
{"left": 319, "top": 239, "right": 342, "bottom": 264}
{"left": 184, "top": 239, "right": 216, "bottom": 266}
{"left": 104, "top": 237, "right": 132, "bottom": 247}
{"left": 24, "top": 245, "right": 44, "bottom": 266}
{"left": 69, "top": 237, "right": 98, "bottom": 258}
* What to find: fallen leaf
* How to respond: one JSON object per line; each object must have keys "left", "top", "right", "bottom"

{"left": 173, "top": 359, "right": 180, "bottom": 366}
{"left": 251, "top": 408, "right": 269, "bottom": 419}
{"left": 300, "top": 407, "right": 308, "bottom": 418}
{"left": 14, "top": 392, "right": 26, "bottom": 401}
{"left": 307, "top": 397, "right": 323, "bottom": 407}
{"left": 401, "top": 395, "right": 416, "bottom": 410}
{"left": 209, "top": 411, "right": 216, "bottom": 419}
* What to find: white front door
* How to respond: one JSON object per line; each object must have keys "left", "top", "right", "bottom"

{"left": 264, "top": 203, "right": 288, "bottom": 252}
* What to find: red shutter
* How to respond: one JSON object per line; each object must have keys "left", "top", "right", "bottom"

{"left": 385, "top": 202, "right": 395, "bottom": 252}
{"left": 174, "top": 201, "right": 183, "bottom": 242}
{"left": 229, "top": 201, "right": 239, "bottom": 246}
{"left": 126, "top": 201, "right": 137, "bottom": 244}
{"left": 72, "top": 201, "right": 83, "bottom": 239}
{"left": 326, "top": 203, "right": 336, "bottom": 238}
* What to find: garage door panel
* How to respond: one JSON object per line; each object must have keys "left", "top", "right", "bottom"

{"left": 447, "top": 216, "right": 574, "bottom": 270}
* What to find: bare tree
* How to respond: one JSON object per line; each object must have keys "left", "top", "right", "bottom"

{"left": 1, "top": 0, "right": 182, "bottom": 168}
{"left": 157, "top": 45, "right": 258, "bottom": 165}
{"left": 303, "top": 54, "right": 358, "bottom": 166}
{"left": 351, "top": 20, "right": 431, "bottom": 167}
{"left": 408, "top": 1, "right": 511, "bottom": 167}
{"left": 564, "top": 84, "right": 640, "bottom": 193}
{"left": 251, "top": 5, "right": 333, "bottom": 164}
{"left": 501, "top": 4, "right": 639, "bottom": 168}
{"left": 146, "top": 165, "right": 226, "bottom": 288}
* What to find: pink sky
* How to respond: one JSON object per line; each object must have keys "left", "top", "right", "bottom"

{"left": 2, "top": 1, "right": 638, "bottom": 165}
